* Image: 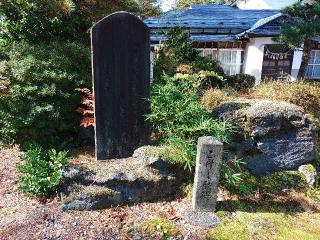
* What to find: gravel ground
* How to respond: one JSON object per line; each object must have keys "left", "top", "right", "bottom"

{"left": 0, "top": 147, "right": 207, "bottom": 240}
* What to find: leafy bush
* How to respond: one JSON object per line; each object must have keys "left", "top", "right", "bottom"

{"left": 153, "top": 27, "right": 224, "bottom": 85}
{"left": 148, "top": 75, "right": 230, "bottom": 142}
{"left": 0, "top": 0, "right": 141, "bottom": 44}
{"left": 220, "top": 154, "right": 259, "bottom": 196}
{"left": 161, "top": 136, "right": 197, "bottom": 171}
{"left": 226, "top": 74, "right": 256, "bottom": 91}
{"left": 76, "top": 88, "right": 95, "bottom": 128}
{"left": 147, "top": 75, "right": 232, "bottom": 170}
{"left": 191, "top": 55, "right": 224, "bottom": 77}
{"left": 0, "top": 41, "right": 91, "bottom": 148}
{"left": 174, "top": 70, "right": 225, "bottom": 89}
{"left": 161, "top": 27, "right": 199, "bottom": 64}
{"left": 17, "top": 145, "right": 69, "bottom": 196}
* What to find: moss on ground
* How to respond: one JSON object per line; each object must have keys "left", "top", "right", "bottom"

{"left": 208, "top": 189, "right": 320, "bottom": 240}
{"left": 141, "top": 217, "right": 182, "bottom": 239}
{"left": 207, "top": 211, "right": 320, "bottom": 240}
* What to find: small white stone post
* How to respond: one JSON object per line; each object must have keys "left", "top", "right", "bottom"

{"left": 192, "top": 136, "right": 223, "bottom": 212}
{"left": 181, "top": 136, "right": 223, "bottom": 227}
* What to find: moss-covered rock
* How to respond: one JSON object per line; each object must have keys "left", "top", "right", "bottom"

{"left": 260, "top": 170, "right": 309, "bottom": 193}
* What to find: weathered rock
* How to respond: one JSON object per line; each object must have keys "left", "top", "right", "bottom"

{"left": 213, "top": 100, "right": 318, "bottom": 176}
{"left": 133, "top": 146, "right": 162, "bottom": 164}
{"left": 60, "top": 153, "right": 184, "bottom": 211}
{"left": 298, "top": 164, "right": 317, "bottom": 187}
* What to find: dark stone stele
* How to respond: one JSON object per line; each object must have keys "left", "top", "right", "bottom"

{"left": 91, "top": 12, "right": 150, "bottom": 160}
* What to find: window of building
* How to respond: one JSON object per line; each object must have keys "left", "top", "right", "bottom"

{"left": 305, "top": 50, "right": 320, "bottom": 79}
{"left": 199, "top": 48, "right": 244, "bottom": 75}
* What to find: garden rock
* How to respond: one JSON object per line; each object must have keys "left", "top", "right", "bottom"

{"left": 298, "top": 164, "right": 317, "bottom": 187}
{"left": 59, "top": 150, "right": 184, "bottom": 211}
{"left": 132, "top": 146, "right": 163, "bottom": 164}
{"left": 213, "top": 100, "right": 318, "bottom": 176}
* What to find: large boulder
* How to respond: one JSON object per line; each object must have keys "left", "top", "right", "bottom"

{"left": 213, "top": 100, "right": 318, "bottom": 176}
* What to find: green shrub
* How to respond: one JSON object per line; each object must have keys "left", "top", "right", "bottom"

{"left": 0, "top": 0, "right": 141, "bottom": 44}
{"left": 161, "top": 136, "right": 197, "bottom": 170}
{"left": 153, "top": 27, "right": 224, "bottom": 85}
{"left": 147, "top": 75, "right": 232, "bottom": 170}
{"left": 149, "top": 28, "right": 231, "bottom": 171}
{"left": 17, "top": 145, "right": 69, "bottom": 196}
{"left": 153, "top": 47, "right": 177, "bottom": 82}
{"left": 191, "top": 55, "right": 225, "bottom": 77}
{"left": 0, "top": 41, "right": 91, "bottom": 148}
{"left": 147, "top": 75, "right": 230, "bottom": 142}
{"left": 226, "top": 73, "right": 256, "bottom": 91}
{"left": 220, "top": 155, "right": 259, "bottom": 196}
{"left": 161, "top": 27, "right": 199, "bottom": 63}
{"left": 173, "top": 70, "right": 225, "bottom": 89}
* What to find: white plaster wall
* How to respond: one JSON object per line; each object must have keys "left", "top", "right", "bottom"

{"left": 150, "top": 51, "right": 155, "bottom": 83}
{"left": 236, "top": 0, "right": 298, "bottom": 9}
{"left": 243, "top": 37, "right": 276, "bottom": 84}
{"left": 243, "top": 37, "right": 303, "bottom": 83}
{"left": 291, "top": 49, "right": 303, "bottom": 80}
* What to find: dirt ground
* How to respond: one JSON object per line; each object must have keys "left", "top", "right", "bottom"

{"left": 1, "top": 147, "right": 320, "bottom": 240}
{"left": 0, "top": 147, "right": 207, "bottom": 240}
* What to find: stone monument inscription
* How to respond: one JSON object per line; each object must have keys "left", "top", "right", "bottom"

{"left": 192, "top": 136, "right": 223, "bottom": 212}
{"left": 181, "top": 136, "right": 223, "bottom": 227}
{"left": 91, "top": 12, "right": 150, "bottom": 160}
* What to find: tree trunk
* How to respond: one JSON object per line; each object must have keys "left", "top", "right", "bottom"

{"left": 297, "top": 39, "right": 313, "bottom": 79}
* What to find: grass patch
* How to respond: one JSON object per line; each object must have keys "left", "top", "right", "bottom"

{"left": 201, "top": 88, "right": 228, "bottom": 111}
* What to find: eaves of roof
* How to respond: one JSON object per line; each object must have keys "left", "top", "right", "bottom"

{"left": 236, "top": 13, "right": 283, "bottom": 39}
{"left": 145, "top": 4, "right": 283, "bottom": 42}
{"left": 151, "top": 34, "right": 237, "bottom": 43}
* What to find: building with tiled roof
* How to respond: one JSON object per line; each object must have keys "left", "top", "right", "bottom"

{"left": 145, "top": 4, "right": 320, "bottom": 82}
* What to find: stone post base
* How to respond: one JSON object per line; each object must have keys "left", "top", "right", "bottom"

{"left": 180, "top": 205, "right": 221, "bottom": 228}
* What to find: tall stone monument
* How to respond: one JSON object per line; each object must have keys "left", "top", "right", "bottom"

{"left": 91, "top": 12, "right": 150, "bottom": 160}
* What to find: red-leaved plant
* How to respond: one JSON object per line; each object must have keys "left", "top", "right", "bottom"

{"left": 0, "top": 76, "right": 9, "bottom": 94}
{"left": 76, "top": 88, "right": 95, "bottom": 128}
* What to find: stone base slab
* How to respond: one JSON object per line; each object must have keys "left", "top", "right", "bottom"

{"left": 180, "top": 205, "right": 221, "bottom": 228}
